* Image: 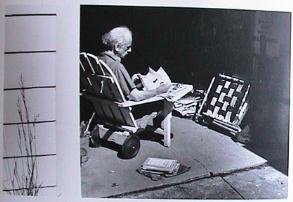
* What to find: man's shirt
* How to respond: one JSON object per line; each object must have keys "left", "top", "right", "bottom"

{"left": 99, "top": 51, "right": 136, "bottom": 98}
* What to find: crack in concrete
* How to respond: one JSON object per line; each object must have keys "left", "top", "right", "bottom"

{"left": 221, "top": 176, "right": 245, "bottom": 199}
{"left": 193, "top": 157, "right": 210, "bottom": 173}
{"left": 109, "top": 163, "right": 268, "bottom": 198}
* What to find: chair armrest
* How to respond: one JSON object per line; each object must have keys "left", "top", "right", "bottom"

{"left": 119, "top": 83, "right": 193, "bottom": 107}
{"left": 118, "top": 96, "right": 164, "bottom": 107}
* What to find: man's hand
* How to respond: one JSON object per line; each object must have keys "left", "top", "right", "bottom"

{"left": 129, "top": 83, "right": 171, "bottom": 102}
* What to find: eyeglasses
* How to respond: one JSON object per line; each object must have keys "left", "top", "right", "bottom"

{"left": 120, "top": 42, "right": 132, "bottom": 50}
{"left": 124, "top": 45, "right": 132, "bottom": 51}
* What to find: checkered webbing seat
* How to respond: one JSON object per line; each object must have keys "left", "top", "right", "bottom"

{"left": 197, "top": 74, "right": 250, "bottom": 135}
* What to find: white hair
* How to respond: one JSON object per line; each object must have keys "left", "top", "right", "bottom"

{"left": 101, "top": 26, "right": 132, "bottom": 49}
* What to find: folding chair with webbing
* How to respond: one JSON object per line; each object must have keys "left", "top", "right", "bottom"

{"left": 197, "top": 74, "right": 250, "bottom": 135}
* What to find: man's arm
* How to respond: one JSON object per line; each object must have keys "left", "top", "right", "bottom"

{"left": 128, "top": 83, "right": 171, "bottom": 101}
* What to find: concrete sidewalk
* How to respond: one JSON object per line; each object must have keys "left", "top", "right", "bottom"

{"left": 116, "top": 165, "right": 288, "bottom": 199}
{"left": 81, "top": 117, "right": 281, "bottom": 199}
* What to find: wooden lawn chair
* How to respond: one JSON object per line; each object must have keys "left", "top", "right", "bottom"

{"left": 80, "top": 52, "right": 173, "bottom": 158}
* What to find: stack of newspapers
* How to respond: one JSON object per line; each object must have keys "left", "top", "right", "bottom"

{"left": 139, "top": 157, "right": 180, "bottom": 177}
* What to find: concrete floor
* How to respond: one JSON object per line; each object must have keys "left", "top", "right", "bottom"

{"left": 116, "top": 165, "right": 288, "bottom": 199}
{"left": 80, "top": 117, "right": 287, "bottom": 199}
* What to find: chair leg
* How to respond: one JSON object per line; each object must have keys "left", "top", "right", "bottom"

{"left": 142, "top": 100, "right": 173, "bottom": 147}
{"left": 163, "top": 112, "right": 172, "bottom": 147}
{"left": 162, "top": 100, "right": 173, "bottom": 147}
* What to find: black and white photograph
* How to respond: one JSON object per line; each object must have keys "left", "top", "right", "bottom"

{"left": 79, "top": 5, "right": 290, "bottom": 199}
{"left": 0, "top": 1, "right": 292, "bottom": 202}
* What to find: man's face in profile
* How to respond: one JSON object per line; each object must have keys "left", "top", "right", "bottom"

{"left": 116, "top": 38, "right": 132, "bottom": 59}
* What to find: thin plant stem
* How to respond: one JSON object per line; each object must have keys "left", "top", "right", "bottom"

{"left": 3, "top": 74, "right": 42, "bottom": 196}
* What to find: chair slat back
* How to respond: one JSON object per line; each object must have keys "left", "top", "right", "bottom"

{"left": 80, "top": 52, "right": 138, "bottom": 129}
{"left": 85, "top": 95, "right": 137, "bottom": 128}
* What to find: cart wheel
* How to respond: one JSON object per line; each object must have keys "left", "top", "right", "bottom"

{"left": 121, "top": 135, "right": 140, "bottom": 159}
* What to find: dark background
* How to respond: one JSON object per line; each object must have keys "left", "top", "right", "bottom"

{"left": 80, "top": 5, "right": 290, "bottom": 174}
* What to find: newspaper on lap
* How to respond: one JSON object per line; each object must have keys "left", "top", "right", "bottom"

{"left": 132, "top": 67, "right": 171, "bottom": 91}
{"left": 132, "top": 67, "right": 186, "bottom": 101}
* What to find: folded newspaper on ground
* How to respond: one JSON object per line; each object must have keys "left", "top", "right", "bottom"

{"left": 137, "top": 157, "right": 191, "bottom": 181}
{"left": 142, "top": 157, "right": 180, "bottom": 174}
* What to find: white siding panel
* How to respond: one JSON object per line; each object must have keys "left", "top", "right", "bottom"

{"left": 34, "top": 186, "right": 56, "bottom": 196}
{"left": 3, "top": 122, "right": 56, "bottom": 157}
{"left": 5, "top": 5, "right": 57, "bottom": 15}
{"left": 3, "top": 186, "right": 56, "bottom": 196}
{"left": 3, "top": 88, "right": 56, "bottom": 123}
{"left": 4, "top": 53, "right": 56, "bottom": 89}
{"left": 3, "top": 155, "right": 56, "bottom": 189}
{"left": 5, "top": 16, "right": 56, "bottom": 52}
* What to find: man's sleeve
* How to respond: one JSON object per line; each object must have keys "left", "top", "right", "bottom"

{"left": 113, "top": 64, "right": 136, "bottom": 97}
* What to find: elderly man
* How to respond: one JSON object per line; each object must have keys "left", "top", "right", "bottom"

{"left": 97, "top": 26, "right": 172, "bottom": 128}
{"left": 99, "top": 26, "right": 170, "bottom": 102}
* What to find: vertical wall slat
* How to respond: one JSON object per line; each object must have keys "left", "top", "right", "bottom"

{"left": 4, "top": 53, "right": 56, "bottom": 89}
{"left": 3, "top": 156, "right": 56, "bottom": 190}
{"left": 5, "top": 16, "right": 56, "bottom": 52}
{"left": 3, "top": 123, "right": 56, "bottom": 157}
{"left": 3, "top": 88, "right": 56, "bottom": 124}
